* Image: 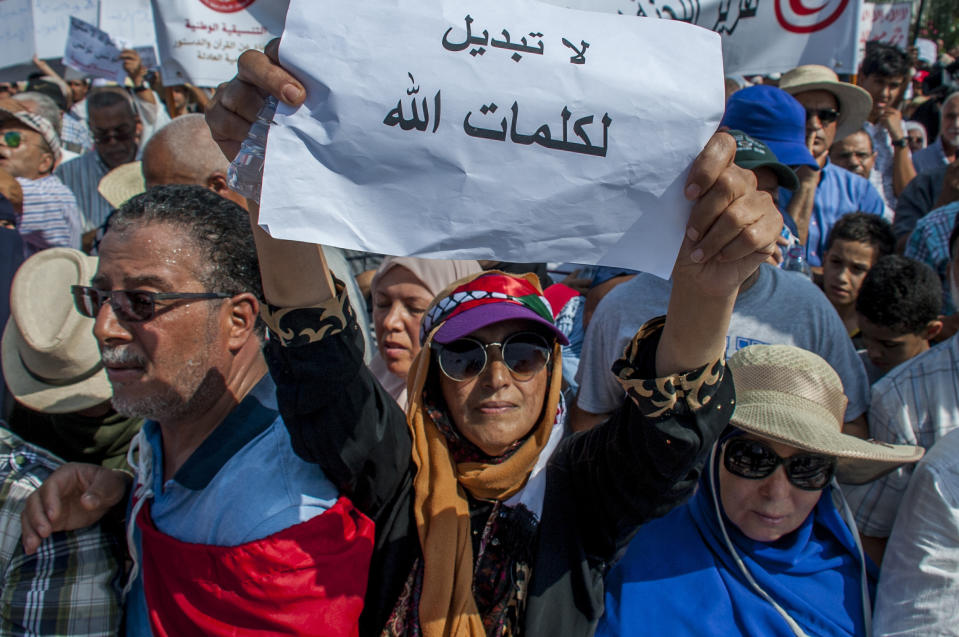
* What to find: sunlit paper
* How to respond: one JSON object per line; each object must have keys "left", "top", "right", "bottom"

{"left": 260, "top": 0, "right": 724, "bottom": 279}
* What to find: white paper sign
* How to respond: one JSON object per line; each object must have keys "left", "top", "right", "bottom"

{"left": 151, "top": 0, "right": 286, "bottom": 87}
{"left": 0, "top": 0, "right": 35, "bottom": 68}
{"left": 31, "top": 0, "right": 98, "bottom": 59}
{"left": 62, "top": 15, "right": 126, "bottom": 83}
{"left": 857, "top": 2, "right": 911, "bottom": 66}
{"left": 554, "top": 0, "right": 860, "bottom": 76}
{"left": 259, "top": 0, "right": 724, "bottom": 278}
{"left": 99, "top": 0, "right": 157, "bottom": 51}
{"left": 915, "top": 37, "right": 937, "bottom": 65}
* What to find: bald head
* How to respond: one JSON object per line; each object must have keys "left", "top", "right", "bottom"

{"left": 142, "top": 114, "right": 246, "bottom": 208}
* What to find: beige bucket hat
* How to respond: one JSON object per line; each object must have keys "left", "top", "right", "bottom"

{"left": 727, "top": 345, "right": 923, "bottom": 485}
{"left": 1, "top": 248, "right": 111, "bottom": 413}
{"left": 98, "top": 161, "right": 145, "bottom": 210}
{"left": 779, "top": 65, "right": 874, "bottom": 141}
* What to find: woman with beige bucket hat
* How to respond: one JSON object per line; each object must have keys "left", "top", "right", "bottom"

{"left": 600, "top": 344, "right": 924, "bottom": 637}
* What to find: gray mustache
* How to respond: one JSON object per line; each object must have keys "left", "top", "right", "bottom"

{"left": 100, "top": 347, "right": 147, "bottom": 367}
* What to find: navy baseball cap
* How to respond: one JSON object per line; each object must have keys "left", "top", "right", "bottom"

{"left": 722, "top": 85, "right": 819, "bottom": 171}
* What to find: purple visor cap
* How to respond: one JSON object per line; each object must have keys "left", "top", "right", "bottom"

{"left": 432, "top": 302, "right": 570, "bottom": 346}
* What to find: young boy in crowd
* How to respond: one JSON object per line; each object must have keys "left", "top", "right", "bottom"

{"left": 821, "top": 212, "right": 896, "bottom": 344}
{"left": 855, "top": 255, "right": 943, "bottom": 383}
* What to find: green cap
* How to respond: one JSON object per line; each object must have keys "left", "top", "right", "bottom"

{"left": 728, "top": 129, "right": 800, "bottom": 192}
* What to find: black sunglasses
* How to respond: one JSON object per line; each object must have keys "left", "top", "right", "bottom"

{"left": 805, "top": 108, "right": 840, "bottom": 125}
{"left": 433, "top": 332, "right": 552, "bottom": 382}
{"left": 71, "top": 285, "right": 231, "bottom": 323}
{"left": 722, "top": 437, "right": 836, "bottom": 491}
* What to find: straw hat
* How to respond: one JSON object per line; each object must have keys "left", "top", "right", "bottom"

{"left": 779, "top": 65, "right": 874, "bottom": 141}
{"left": 98, "top": 161, "right": 145, "bottom": 210}
{"left": 727, "top": 345, "right": 923, "bottom": 484}
{"left": 1, "top": 248, "right": 112, "bottom": 413}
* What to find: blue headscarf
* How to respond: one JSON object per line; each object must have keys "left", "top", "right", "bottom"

{"left": 598, "top": 444, "right": 876, "bottom": 637}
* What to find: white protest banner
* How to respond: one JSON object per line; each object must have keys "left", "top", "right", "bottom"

{"left": 62, "top": 16, "right": 125, "bottom": 83}
{"left": 31, "top": 0, "right": 98, "bottom": 59}
{"left": 99, "top": 0, "right": 158, "bottom": 51}
{"left": 259, "top": 0, "right": 724, "bottom": 278}
{"left": 555, "top": 0, "right": 859, "bottom": 76}
{"left": 857, "top": 2, "right": 911, "bottom": 65}
{"left": 0, "top": 0, "right": 35, "bottom": 68}
{"left": 151, "top": 0, "right": 286, "bottom": 87}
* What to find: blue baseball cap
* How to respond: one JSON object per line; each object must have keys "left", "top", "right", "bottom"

{"left": 721, "top": 85, "right": 819, "bottom": 171}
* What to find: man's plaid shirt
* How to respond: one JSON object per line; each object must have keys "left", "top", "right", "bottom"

{"left": 0, "top": 427, "right": 121, "bottom": 636}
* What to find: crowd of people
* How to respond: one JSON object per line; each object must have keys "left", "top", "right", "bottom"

{"left": 0, "top": 32, "right": 957, "bottom": 637}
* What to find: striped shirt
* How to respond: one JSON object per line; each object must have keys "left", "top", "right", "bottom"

{"left": 54, "top": 151, "right": 114, "bottom": 232}
{"left": 0, "top": 428, "right": 121, "bottom": 635}
{"left": 904, "top": 200, "right": 959, "bottom": 314}
{"left": 843, "top": 334, "right": 959, "bottom": 537}
{"left": 16, "top": 175, "right": 82, "bottom": 255}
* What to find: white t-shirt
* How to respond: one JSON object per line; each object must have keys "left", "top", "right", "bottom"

{"left": 574, "top": 264, "right": 869, "bottom": 422}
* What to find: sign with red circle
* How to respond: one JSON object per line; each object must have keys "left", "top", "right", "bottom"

{"left": 775, "top": 0, "right": 851, "bottom": 33}
{"left": 199, "top": 0, "right": 256, "bottom": 13}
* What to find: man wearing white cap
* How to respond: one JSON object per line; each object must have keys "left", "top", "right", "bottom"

{"left": 0, "top": 101, "right": 81, "bottom": 254}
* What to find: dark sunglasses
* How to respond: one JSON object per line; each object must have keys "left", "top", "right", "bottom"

{"left": 805, "top": 108, "right": 840, "bottom": 125}
{"left": 1, "top": 131, "right": 25, "bottom": 149}
{"left": 433, "top": 332, "right": 552, "bottom": 382}
{"left": 92, "top": 127, "right": 135, "bottom": 144}
{"left": 722, "top": 437, "right": 836, "bottom": 491}
{"left": 71, "top": 285, "right": 231, "bottom": 323}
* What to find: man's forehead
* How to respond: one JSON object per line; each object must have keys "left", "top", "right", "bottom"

{"left": 794, "top": 89, "right": 839, "bottom": 107}
{"left": 95, "top": 223, "right": 204, "bottom": 283}
{"left": 90, "top": 103, "right": 136, "bottom": 127}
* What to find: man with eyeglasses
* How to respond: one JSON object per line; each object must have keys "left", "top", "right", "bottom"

{"left": 830, "top": 129, "right": 878, "bottom": 180}
{"left": 20, "top": 184, "right": 373, "bottom": 636}
{"left": 0, "top": 101, "right": 81, "bottom": 255}
{"left": 777, "top": 65, "right": 888, "bottom": 268}
{"left": 55, "top": 89, "right": 142, "bottom": 244}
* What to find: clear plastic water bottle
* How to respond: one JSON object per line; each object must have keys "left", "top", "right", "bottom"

{"left": 782, "top": 245, "right": 812, "bottom": 278}
{"left": 227, "top": 95, "right": 278, "bottom": 204}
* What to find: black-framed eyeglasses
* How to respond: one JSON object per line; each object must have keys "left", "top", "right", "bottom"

{"left": 722, "top": 437, "right": 836, "bottom": 491}
{"left": 433, "top": 332, "right": 552, "bottom": 382}
{"left": 71, "top": 285, "right": 231, "bottom": 323}
{"left": 805, "top": 108, "right": 840, "bottom": 125}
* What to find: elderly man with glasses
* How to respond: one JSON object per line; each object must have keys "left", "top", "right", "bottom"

{"left": 0, "top": 101, "right": 81, "bottom": 254}
{"left": 55, "top": 89, "right": 142, "bottom": 247}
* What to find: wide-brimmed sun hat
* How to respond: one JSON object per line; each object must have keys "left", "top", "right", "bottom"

{"left": 779, "top": 65, "right": 874, "bottom": 141}
{"left": 421, "top": 271, "right": 569, "bottom": 345}
{"left": 1, "top": 248, "right": 111, "bottom": 413}
{"left": 727, "top": 344, "right": 923, "bottom": 484}
{"left": 98, "top": 160, "right": 145, "bottom": 209}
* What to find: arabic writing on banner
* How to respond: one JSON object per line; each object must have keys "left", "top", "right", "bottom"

{"left": 62, "top": 16, "right": 126, "bottom": 83}
{"left": 151, "top": 0, "right": 286, "bottom": 87}
{"left": 0, "top": 0, "right": 34, "bottom": 68}
{"left": 99, "top": 0, "right": 157, "bottom": 52}
{"left": 554, "top": 0, "right": 859, "bottom": 75}
{"left": 858, "top": 2, "right": 911, "bottom": 65}
{"left": 259, "top": 0, "right": 724, "bottom": 278}
{"left": 32, "top": 0, "right": 98, "bottom": 59}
